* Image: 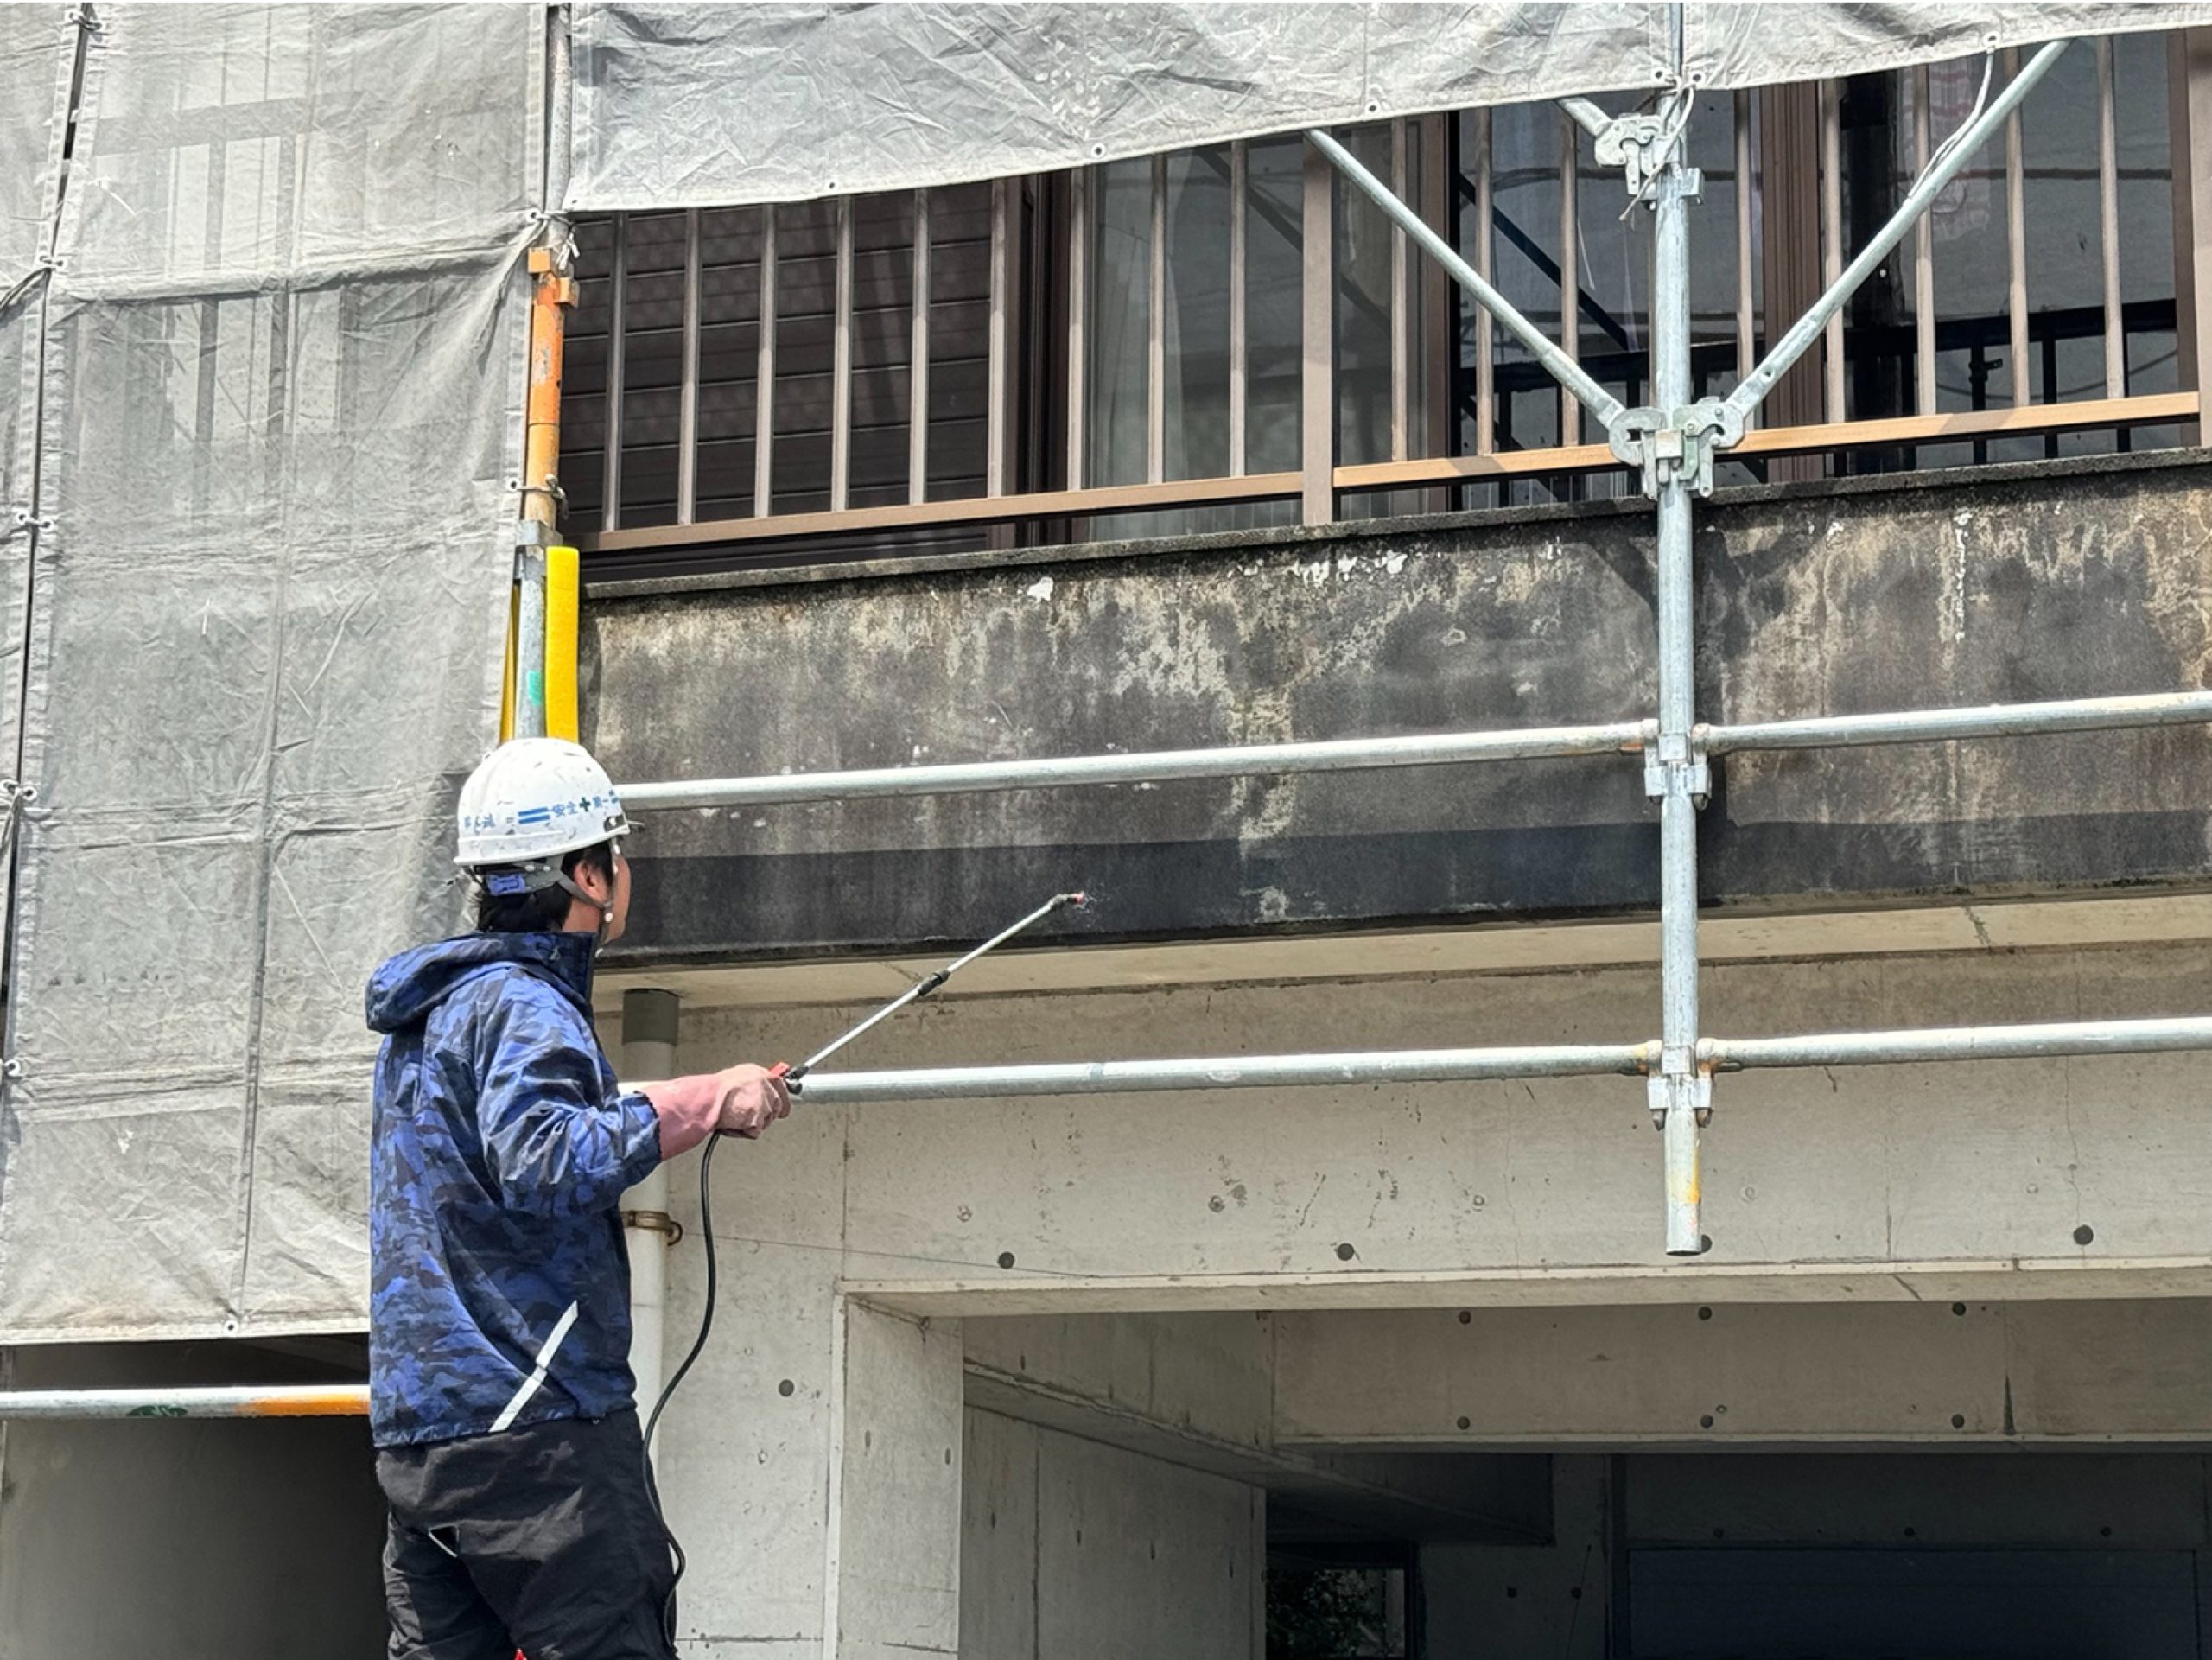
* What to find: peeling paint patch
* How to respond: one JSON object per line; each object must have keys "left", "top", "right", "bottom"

{"left": 1949, "top": 508, "right": 1974, "bottom": 643}
{"left": 1023, "top": 575, "right": 1055, "bottom": 602}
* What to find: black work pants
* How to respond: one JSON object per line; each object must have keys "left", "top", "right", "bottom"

{"left": 378, "top": 1409, "right": 677, "bottom": 1660}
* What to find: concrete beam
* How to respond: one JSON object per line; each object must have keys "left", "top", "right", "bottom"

{"left": 598, "top": 892, "right": 2212, "bottom": 1018}
{"left": 1273, "top": 1300, "right": 2212, "bottom": 1447}
{"left": 963, "top": 1314, "right": 1549, "bottom": 1544}
{"left": 1628, "top": 1452, "right": 2212, "bottom": 1547}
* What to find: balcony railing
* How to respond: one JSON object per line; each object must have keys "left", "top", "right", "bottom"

{"left": 563, "top": 34, "right": 2202, "bottom": 569}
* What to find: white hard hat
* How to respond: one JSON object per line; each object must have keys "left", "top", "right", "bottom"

{"left": 455, "top": 738, "right": 631, "bottom": 875}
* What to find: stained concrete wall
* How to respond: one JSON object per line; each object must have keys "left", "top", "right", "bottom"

{"left": 960, "top": 1409, "right": 1262, "bottom": 1660}
{"left": 586, "top": 451, "right": 2212, "bottom": 964}
{"left": 0, "top": 1343, "right": 381, "bottom": 1660}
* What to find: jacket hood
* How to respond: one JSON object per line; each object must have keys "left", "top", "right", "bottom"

{"left": 365, "top": 932, "right": 597, "bottom": 1034}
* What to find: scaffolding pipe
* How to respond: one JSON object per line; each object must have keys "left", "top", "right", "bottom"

{"left": 620, "top": 719, "right": 1651, "bottom": 811}
{"left": 788, "top": 1041, "right": 1659, "bottom": 1105}
{"left": 520, "top": 13, "right": 577, "bottom": 533}
{"left": 1306, "top": 127, "right": 1627, "bottom": 429}
{"left": 1723, "top": 36, "right": 2069, "bottom": 427}
{"left": 1559, "top": 97, "right": 1612, "bottom": 139}
{"left": 511, "top": 4, "right": 576, "bottom": 741}
{"left": 1707, "top": 1015, "right": 2212, "bottom": 1072}
{"left": 1649, "top": 102, "right": 1705, "bottom": 1258}
{"left": 0, "top": 1384, "right": 369, "bottom": 1421}
{"left": 1705, "top": 689, "right": 2212, "bottom": 754}
{"left": 617, "top": 690, "right": 2212, "bottom": 814}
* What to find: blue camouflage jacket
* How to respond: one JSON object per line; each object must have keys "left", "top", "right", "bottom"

{"left": 366, "top": 930, "right": 663, "bottom": 1447}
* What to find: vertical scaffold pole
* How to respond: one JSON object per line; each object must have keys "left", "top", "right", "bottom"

{"left": 1649, "top": 22, "right": 1710, "bottom": 1256}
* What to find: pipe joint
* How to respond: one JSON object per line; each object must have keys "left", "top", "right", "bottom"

{"left": 1610, "top": 398, "right": 1742, "bottom": 498}
{"left": 1592, "top": 108, "right": 1694, "bottom": 202}
{"left": 1643, "top": 728, "right": 1711, "bottom": 801}
{"left": 1647, "top": 1070, "right": 1712, "bottom": 1128}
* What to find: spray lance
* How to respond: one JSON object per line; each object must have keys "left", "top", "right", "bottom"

{"left": 768, "top": 889, "right": 1088, "bottom": 1091}
{"left": 640, "top": 889, "right": 1089, "bottom": 1630}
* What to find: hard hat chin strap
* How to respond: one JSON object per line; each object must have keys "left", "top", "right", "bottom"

{"left": 551, "top": 868, "right": 615, "bottom": 951}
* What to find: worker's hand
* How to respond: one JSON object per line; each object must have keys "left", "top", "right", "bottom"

{"left": 715, "top": 1063, "right": 792, "bottom": 1139}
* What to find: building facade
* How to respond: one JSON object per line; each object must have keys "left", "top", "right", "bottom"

{"left": 6, "top": 6, "right": 2212, "bottom": 1657}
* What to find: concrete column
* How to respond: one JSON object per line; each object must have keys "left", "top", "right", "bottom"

{"left": 619, "top": 987, "right": 680, "bottom": 1451}
{"left": 829, "top": 1301, "right": 965, "bottom": 1659}
{"left": 651, "top": 1080, "right": 965, "bottom": 1658}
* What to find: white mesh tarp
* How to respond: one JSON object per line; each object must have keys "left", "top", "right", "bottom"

{"left": 564, "top": 1, "right": 2205, "bottom": 212}
{"left": 0, "top": 5, "right": 67, "bottom": 971}
{"left": 0, "top": 3, "right": 537, "bottom": 1341}
{"left": 1682, "top": 3, "right": 2211, "bottom": 92}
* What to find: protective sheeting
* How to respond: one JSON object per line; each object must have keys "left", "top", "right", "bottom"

{"left": 565, "top": 1, "right": 2205, "bottom": 212}
{"left": 1682, "top": 4, "right": 2209, "bottom": 89}
{"left": 0, "top": 7, "right": 68, "bottom": 986}
{"left": 565, "top": 3, "right": 1672, "bottom": 210}
{"left": 0, "top": 3, "right": 537, "bottom": 1342}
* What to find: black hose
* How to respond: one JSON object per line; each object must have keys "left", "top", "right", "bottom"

{"left": 641, "top": 1130, "right": 722, "bottom": 1649}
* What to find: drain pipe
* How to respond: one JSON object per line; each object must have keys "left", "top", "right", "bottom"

{"left": 620, "top": 988, "right": 681, "bottom": 1457}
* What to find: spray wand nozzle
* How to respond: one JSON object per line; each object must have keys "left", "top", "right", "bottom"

{"left": 770, "top": 891, "right": 1087, "bottom": 1089}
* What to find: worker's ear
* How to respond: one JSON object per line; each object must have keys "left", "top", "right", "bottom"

{"left": 573, "top": 853, "right": 616, "bottom": 903}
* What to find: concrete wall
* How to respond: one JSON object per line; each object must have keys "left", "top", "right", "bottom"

{"left": 586, "top": 452, "right": 2212, "bottom": 964}
{"left": 0, "top": 1343, "right": 381, "bottom": 1660}
{"left": 631, "top": 938, "right": 2212, "bottom": 1653}
{"left": 1423, "top": 1458, "right": 1617, "bottom": 1660}
{"left": 961, "top": 1409, "right": 1262, "bottom": 1660}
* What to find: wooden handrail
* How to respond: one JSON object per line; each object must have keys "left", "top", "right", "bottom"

{"left": 575, "top": 392, "right": 2199, "bottom": 557}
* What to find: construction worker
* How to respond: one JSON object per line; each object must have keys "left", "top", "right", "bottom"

{"left": 365, "top": 736, "right": 790, "bottom": 1659}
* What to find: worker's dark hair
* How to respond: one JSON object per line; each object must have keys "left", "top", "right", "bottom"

{"left": 474, "top": 841, "right": 618, "bottom": 933}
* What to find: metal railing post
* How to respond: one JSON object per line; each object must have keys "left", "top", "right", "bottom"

{"left": 1300, "top": 139, "right": 1337, "bottom": 523}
